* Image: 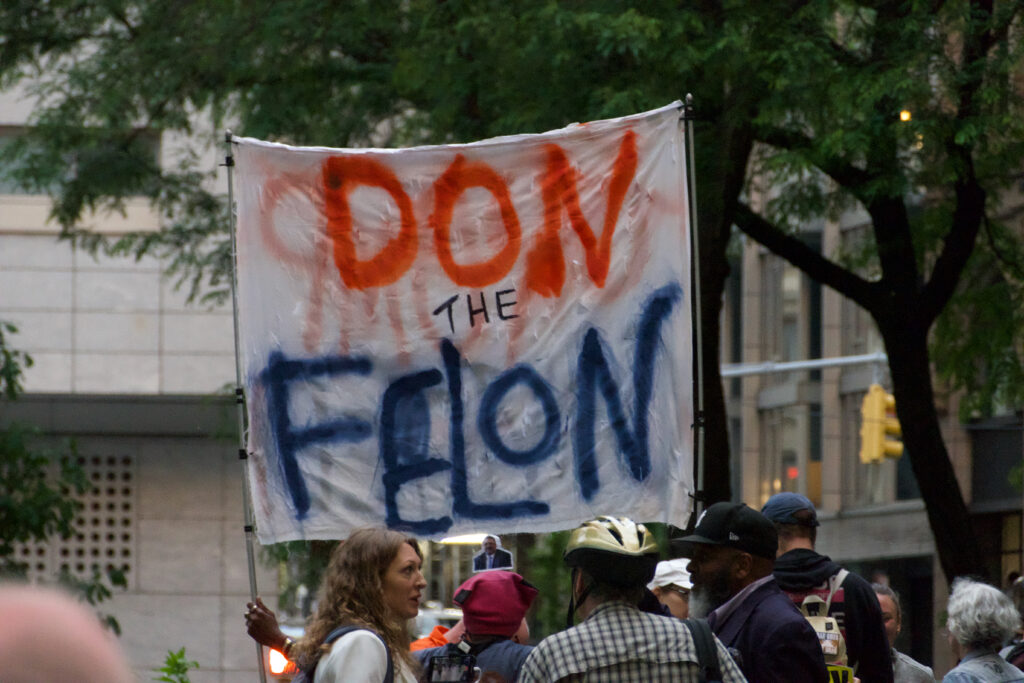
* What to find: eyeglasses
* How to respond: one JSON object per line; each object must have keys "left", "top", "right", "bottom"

{"left": 664, "top": 585, "right": 690, "bottom": 599}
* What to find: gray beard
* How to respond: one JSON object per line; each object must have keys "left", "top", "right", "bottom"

{"left": 688, "top": 589, "right": 715, "bottom": 619}
{"left": 689, "top": 583, "right": 732, "bottom": 619}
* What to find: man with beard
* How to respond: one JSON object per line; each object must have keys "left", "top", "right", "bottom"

{"left": 675, "top": 501, "right": 827, "bottom": 683}
{"left": 762, "top": 492, "right": 894, "bottom": 683}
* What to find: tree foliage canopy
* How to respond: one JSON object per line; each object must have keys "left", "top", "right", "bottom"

{"left": 0, "top": 0, "right": 778, "bottom": 297}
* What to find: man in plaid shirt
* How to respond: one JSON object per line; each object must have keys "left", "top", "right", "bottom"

{"left": 518, "top": 517, "right": 747, "bottom": 682}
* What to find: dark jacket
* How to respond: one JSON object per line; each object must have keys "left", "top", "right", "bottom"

{"left": 415, "top": 639, "right": 532, "bottom": 683}
{"left": 711, "top": 578, "right": 828, "bottom": 683}
{"left": 774, "top": 548, "right": 895, "bottom": 683}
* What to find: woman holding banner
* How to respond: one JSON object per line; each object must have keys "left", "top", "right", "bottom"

{"left": 246, "top": 528, "right": 426, "bottom": 682}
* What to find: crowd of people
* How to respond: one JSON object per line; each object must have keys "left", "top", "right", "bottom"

{"left": 240, "top": 495, "right": 1024, "bottom": 683}
{"left": 3, "top": 495, "right": 1024, "bottom": 681}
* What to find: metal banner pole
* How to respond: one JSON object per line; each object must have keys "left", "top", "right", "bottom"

{"left": 681, "top": 94, "right": 707, "bottom": 518}
{"left": 224, "top": 130, "right": 269, "bottom": 683}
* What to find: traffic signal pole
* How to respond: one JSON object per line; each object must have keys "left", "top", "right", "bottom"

{"left": 720, "top": 351, "right": 888, "bottom": 377}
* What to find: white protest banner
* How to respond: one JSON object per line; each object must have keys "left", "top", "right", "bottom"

{"left": 234, "top": 102, "right": 693, "bottom": 543}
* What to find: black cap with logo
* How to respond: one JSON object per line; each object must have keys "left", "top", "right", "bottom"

{"left": 672, "top": 502, "right": 778, "bottom": 560}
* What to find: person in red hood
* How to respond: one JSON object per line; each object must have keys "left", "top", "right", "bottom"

{"left": 415, "top": 571, "right": 537, "bottom": 683}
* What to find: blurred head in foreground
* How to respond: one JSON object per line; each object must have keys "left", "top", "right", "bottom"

{"left": 0, "top": 583, "right": 134, "bottom": 683}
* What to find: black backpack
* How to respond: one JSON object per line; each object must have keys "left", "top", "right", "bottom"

{"left": 683, "top": 617, "right": 723, "bottom": 683}
{"left": 292, "top": 625, "right": 394, "bottom": 683}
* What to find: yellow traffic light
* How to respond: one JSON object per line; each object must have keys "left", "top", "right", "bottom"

{"left": 859, "top": 384, "right": 903, "bottom": 464}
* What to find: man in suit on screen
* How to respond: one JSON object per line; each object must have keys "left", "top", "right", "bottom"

{"left": 473, "top": 534, "right": 513, "bottom": 572}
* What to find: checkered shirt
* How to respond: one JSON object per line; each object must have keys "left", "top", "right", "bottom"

{"left": 518, "top": 601, "right": 747, "bottom": 683}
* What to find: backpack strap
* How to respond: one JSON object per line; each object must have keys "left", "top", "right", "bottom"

{"left": 303, "top": 625, "right": 395, "bottom": 683}
{"left": 683, "top": 617, "right": 723, "bottom": 683}
{"left": 825, "top": 569, "right": 852, "bottom": 673}
{"left": 824, "top": 569, "right": 849, "bottom": 612}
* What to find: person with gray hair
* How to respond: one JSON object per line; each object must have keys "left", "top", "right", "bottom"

{"left": 872, "top": 583, "right": 935, "bottom": 682}
{"left": 943, "top": 577, "right": 1024, "bottom": 682}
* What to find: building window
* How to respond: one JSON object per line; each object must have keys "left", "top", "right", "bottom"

{"left": 781, "top": 264, "right": 801, "bottom": 362}
{"left": 841, "top": 391, "right": 873, "bottom": 506}
{"left": 1002, "top": 513, "right": 1021, "bottom": 583}
{"left": 839, "top": 224, "right": 883, "bottom": 356}
{"left": 726, "top": 256, "right": 743, "bottom": 399}
{"left": 760, "top": 405, "right": 811, "bottom": 504}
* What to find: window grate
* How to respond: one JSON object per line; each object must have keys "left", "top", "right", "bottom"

{"left": 15, "top": 454, "right": 135, "bottom": 586}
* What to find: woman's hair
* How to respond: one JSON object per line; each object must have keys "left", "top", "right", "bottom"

{"left": 292, "top": 528, "right": 422, "bottom": 673}
{"left": 947, "top": 577, "right": 1021, "bottom": 652}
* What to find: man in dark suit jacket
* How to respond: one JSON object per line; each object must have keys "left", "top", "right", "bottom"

{"left": 473, "top": 535, "right": 513, "bottom": 571}
{"left": 675, "top": 502, "right": 827, "bottom": 683}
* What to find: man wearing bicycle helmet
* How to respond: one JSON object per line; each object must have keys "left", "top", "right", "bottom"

{"left": 518, "top": 516, "right": 746, "bottom": 682}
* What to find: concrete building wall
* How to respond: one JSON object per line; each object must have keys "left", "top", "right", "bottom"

{"left": 0, "top": 230, "right": 234, "bottom": 396}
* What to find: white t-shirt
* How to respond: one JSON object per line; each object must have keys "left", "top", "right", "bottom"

{"left": 313, "top": 629, "right": 417, "bottom": 683}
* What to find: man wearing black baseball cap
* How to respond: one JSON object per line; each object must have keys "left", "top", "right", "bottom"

{"left": 763, "top": 492, "right": 893, "bottom": 683}
{"left": 674, "top": 501, "right": 827, "bottom": 683}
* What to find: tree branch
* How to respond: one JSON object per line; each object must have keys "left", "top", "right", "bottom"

{"left": 918, "top": 1, "right": 993, "bottom": 324}
{"left": 755, "top": 125, "right": 875, "bottom": 202}
{"left": 108, "top": 7, "right": 139, "bottom": 41}
{"left": 827, "top": 38, "right": 865, "bottom": 69}
{"left": 734, "top": 201, "right": 882, "bottom": 312}
{"left": 982, "top": 210, "right": 1024, "bottom": 282}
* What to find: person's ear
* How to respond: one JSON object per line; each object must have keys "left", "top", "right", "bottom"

{"left": 732, "top": 552, "right": 753, "bottom": 581}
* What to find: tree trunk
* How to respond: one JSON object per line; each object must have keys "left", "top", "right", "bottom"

{"left": 689, "top": 104, "right": 756, "bottom": 510}
{"left": 699, "top": 290, "right": 731, "bottom": 506}
{"left": 883, "top": 322, "right": 984, "bottom": 583}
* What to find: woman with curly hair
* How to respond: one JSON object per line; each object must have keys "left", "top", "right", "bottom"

{"left": 247, "top": 528, "right": 426, "bottom": 682}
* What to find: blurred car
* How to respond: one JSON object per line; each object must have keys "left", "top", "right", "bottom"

{"left": 413, "top": 601, "right": 463, "bottom": 640}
